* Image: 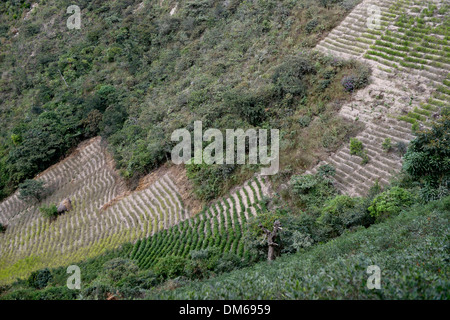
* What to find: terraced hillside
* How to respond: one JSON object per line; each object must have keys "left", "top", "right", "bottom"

{"left": 0, "top": 137, "right": 270, "bottom": 284}
{"left": 127, "top": 176, "right": 270, "bottom": 269}
{"left": 308, "top": 0, "right": 449, "bottom": 196}
{"left": 0, "top": 138, "right": 181, "bottom": 283}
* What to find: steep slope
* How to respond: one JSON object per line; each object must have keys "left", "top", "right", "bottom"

{"left": 0, "top": 136, "right": 271, "bottom": 284}
{"left": 0, "top": 138, "right": 181, "bottom": 282}
{"left": 146, "top": 197, "right": 450, "bottom": 300}
{"left": 307, "top": 0, "right": 449, "bottom": 196}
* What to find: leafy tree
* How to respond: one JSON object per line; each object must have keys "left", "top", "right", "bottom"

{"left": 316, "top": 195, "right": 368, "bottom": 238}
{"left": 368, "top": 187, "right": 414, "bottom": 220}
{"left": 27, "top": 268, "right": 53, "bottom": 289}
{"left": 103, "top": 258, "right": 139, "bottom": 284}
{"left": 290, "top": 168, "right": 337, "bottom": 210}
{"left": 153, "top": 256, "right": 188, "bottom": 279}
{"left": 185, "top": 247, "right": 222, "bottom": 279}
{"left": 8, "top": 109, "right": 80, "bottom": 186}
{"left": 81, "top": 110, "right": 103, "bottom": 138}
{"left": 403, "top": 116, "right": 450, "bottom": 201}
{"left": 224, "top": 90, "right": 267, "bottom": 126}
{"left": 186, "top": 160, "right": 236, "bottom": 201}
{"left": 99, "top": 104, "right": 127, "bottom": 137}
{"left": 272, "top": 55, "right": 315, "bottom": 97}
{"left": 18, "top": 179, "right": 45, "bottom": 203}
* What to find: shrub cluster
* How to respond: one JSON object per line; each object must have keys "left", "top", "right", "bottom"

{"left": 26, "top": 269, "right": 52, "bottom": 290}
{"left": 349, "top": 138, "right": 369, "bottom": 164}
{"left": 290, "top": 165, "right": 337, "bottom": 210}
{"left": 39, "top": 204, "right": 59, "bottom": 220}
{"left": 402, "top": 116, "right": 449, "bottom": 201}
{"left": 341, "top": 65, "right": 370, "bottom": 92}
{"left": 368, "top": 187, "right": 414, "bottom": 221}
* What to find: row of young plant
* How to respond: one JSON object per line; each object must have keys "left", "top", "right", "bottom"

{"left": 127, "top": 179, "right": 267, "bottom": 270}
{"left": 0, "top": 179, "right": 269, "bottom": 299}
{"left": 365, "top": 1, "right": 449, "bottom": 77}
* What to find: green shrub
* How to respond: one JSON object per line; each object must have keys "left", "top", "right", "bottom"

{"left": 298, "top": 115, "right": 312, "bottom": 128}
{"left": 80, "top": 282, "right": 114, "bottom": 300}
{"left": 215, "top": 253, "right": 245, "bottom": 274}
{"left": 185, "top": 247, "right": 246, "bottom": 279}
{"left": 116, "top": 270, "right": 159, "bottom": 291}
{"left": 0, "top": 286, "right": 78, "bottom": 300}
{"left": 24, "top": 24, "right": 40, "bottom": 37}
{"left": 81, "top": 110, "right": 103, "bottom": 138}
{"left": 317, "top": 164, "right": 336, "bottom": 179}
{"left": 224, "top": 90, "right": 267, "bottom": 126}
{"left": 39, "top": 204, "right": 59, "bottom": 220}
{"left": 341, "top": 65, "right": 370, "bottom": 92}
{"left": 305, "top": 19, "right": 318, "bottom": 33}
{"left": 321, "top": 195, "right": 359, "bottom": 217}
{"left": 103, "top": 258, "right": 139, "bottom": 284}
{"left": 99, "top": 104, "right": 127, "bottom": 137}
{"left": 315, "top": 194, "right": 374, "bottom": 238}
{"left": 290, "top": 171, "right": 337, "bottom": 210}
{"left": 186, "top": 159, "right": 236, "bottom": 201}
{"left": 272, "top": 55, "right": 315, "bottom": 97}
{"left": 18, "top": 179, "right": 46, "bottom": 203}
{"left": 368, "top": 187, "right": 414, "bottom": 220}
{"left": 403, "top": 116, "right": 450, "bottom": 201}
{"left": 349, "top": 138, "right": 369, "bottom": 164}
{"left": 27, "top": 268, "right": 52, "bottom": 289}
{"left": 0, "top": 223, "right": 5, "bottom": 233}
{"left": 318, "top": 79, "right": 331, "bottom": 90}
{"left": 153, "top": 256, "right": 188, "bottom": 279}
{"left": 349, "top": 138, "right": 363, "bottom": 155}
{"left": 382, "top": 137, "right": 392, "bottom": 152}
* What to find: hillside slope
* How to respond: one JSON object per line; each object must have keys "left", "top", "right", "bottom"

{"left": 0, "top": 0, "right": 448, "bottom": 296}
{"left": 307, "top": 0, "right": 449, "bottom": 196}
{"left": 147, "top": 197, "right": 450, "bottom": 300}
{"left": 0, "top": 136, "right": 270, "bottom": 284}
{"left": 0, "top": 0, "right": 363, "bottom": 283}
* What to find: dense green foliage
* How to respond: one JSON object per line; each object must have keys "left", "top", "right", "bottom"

{"left": 26, "top": 268, "right": 52, "bottom": 290}
{"left": 289, "top": 166, "right": 337, "bottom": 211}
{"left": 368, "top": 187, "right": 414, "bottom": 221}
{"left": 349, "top": 137, "right": 369, "bottom": 164}
{"left": 382, "top": 137, "right": 392, "bottom": 152}
{"left": 145, "top": 196, "right": 450, "bottom": 299}
{"left": 403, "top": 115, "right": 450, "bottom": 201}
{"left": 39, "top": 204, "right": 59, "bottom": 220}
{"left": 18, "top": 179, "right": 45, "bottom": 203}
